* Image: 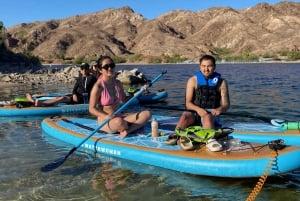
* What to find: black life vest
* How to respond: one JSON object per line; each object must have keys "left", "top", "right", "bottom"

{"left": 192, "top": 72, "right": 222, "bottom": 109}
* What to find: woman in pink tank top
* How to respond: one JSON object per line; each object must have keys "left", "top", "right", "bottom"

{"left": 89, "top": 55, "right": 152, "bottom": 138}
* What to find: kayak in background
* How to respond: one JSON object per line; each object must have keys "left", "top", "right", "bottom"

{"left": 127, "top": 88, "right": 168, "bottom": 104}
{"left": 32, "top": 89, "right": 168, "bottom": 104}
{"left": 0, "top": 103, "right": 89, "bottom": 117}
{"left": 0, "top": 89, "right": 168, "bottom": 117}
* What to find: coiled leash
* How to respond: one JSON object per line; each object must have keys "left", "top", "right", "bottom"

{"left": 245, "top": 139, "right": 285, "bottom": 201}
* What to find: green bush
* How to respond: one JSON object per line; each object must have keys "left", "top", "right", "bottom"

{"left": 128, "top": 53, "right": 143, "bottom": 62}
{"left": 286, "top": 51, "right": 300, "bottom": 60}
{"left": 148, "top": 57, "right": 162, "bottom": 63}
{"left": 162, "top": 54, "right": 187, "bottom": 63}
{"left": 73, "top": 56, "right": 85, "bottom": 65}
{"left": 112, "top": 55, "right": 126, "bottom": 63}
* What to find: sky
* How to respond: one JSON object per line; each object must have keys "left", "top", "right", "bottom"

{"left": 1, "top": 0, "right": 299, "bottom": 28}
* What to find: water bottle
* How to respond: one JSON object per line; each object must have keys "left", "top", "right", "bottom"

{"left": 151, "top": 118, "right": 159, "bottom": 137}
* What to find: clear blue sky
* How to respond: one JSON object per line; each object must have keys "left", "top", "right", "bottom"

{"left": 1, "top": 0, "right": 299, "bottom": 28}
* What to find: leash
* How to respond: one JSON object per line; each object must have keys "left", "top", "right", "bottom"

{"left": 245, "top": 139, "right": 285, "bottom": 201}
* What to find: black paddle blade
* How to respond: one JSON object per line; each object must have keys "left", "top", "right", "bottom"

{"left": 41, "top": 157, "right": 67, "bottom": 172}
{"left": 41, "top": 147, "right": 76, "bottom": 172}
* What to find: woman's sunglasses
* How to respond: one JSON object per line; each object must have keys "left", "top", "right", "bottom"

{"left": 102, "top": 63, "right": 115, "bottom": 70}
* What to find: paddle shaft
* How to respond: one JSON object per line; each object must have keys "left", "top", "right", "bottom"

{"left": 42, "top": 71, "right": 166, "bottom": 171}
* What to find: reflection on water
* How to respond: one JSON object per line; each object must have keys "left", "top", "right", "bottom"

{"left": 91, "top": 162, "right": 134, "bottom": 201}
{"left": 1, "top": 63, "right": 300, "bottom": 201}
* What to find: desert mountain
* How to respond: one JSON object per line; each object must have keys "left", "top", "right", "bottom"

{"left": 5, "top": 2, "right": 300, "bottom": 63}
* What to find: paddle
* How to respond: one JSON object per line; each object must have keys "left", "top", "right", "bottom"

{"left": 41, "top": 71, "right": 167, "bottom": 172}
{"left": 145, "top": 105, "right": 284, "bottom": 125}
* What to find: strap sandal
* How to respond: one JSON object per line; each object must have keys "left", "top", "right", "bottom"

{"left": 165, "top": 132, "right": 179, "bottom": 145}
{"left": 178, "top": 136, "right": 194, "bottom": 151}
{"left": 206, "top": 139, "right": 223, "bottom": 152}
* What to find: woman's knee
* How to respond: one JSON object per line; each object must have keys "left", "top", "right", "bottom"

{"left": 105, "top": 117, "right": 128, "bottom": 133}
{"left": 134, "top": 110, "right": 151, "bottom": 121}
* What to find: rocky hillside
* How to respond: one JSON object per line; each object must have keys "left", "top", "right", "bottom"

{"left": 5, "top": 2, "right": 300, "bottom": 63}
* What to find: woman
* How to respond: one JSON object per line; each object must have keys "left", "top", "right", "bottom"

{"left": 89, "top": 55, "right": 151, "bottom": 138}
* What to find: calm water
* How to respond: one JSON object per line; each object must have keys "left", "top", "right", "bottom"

{"left": 1, "top": 63, "right": 300, "bottom": 201}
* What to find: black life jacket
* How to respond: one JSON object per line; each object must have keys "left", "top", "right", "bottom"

{"left": 192, "top": 72, "right": 222, "bottom": 109}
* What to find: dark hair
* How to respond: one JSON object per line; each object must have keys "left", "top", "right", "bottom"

{"left": 97, "top": 55, "right": 114, "bottom": 69}
{"left": 199, "top": 55, "right": 216, "bottom": 66}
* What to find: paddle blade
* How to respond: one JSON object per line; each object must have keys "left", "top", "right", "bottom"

{"left": 41, "top": 157, "right": 67, "bottom": 172}
{"left": 41, "top": 147, "right": 76, "bottom": 172}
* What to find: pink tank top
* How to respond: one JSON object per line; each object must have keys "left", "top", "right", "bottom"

{"left": 98, "top": 76, "right": 124, "bottom": 106}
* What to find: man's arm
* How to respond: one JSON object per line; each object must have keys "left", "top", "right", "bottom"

{"left": 213, "top": 79, "right": 230, "bottom": 115}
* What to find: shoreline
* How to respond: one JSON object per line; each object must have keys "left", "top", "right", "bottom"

{"left": 0, "top": 81, "right": 22, "bottom": 87}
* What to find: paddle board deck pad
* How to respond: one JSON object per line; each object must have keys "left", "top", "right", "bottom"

{"left": 150, "top": 115, "right": 300, "bottom": 146}
{"left": 41, "top": 115, "right": 300, "bottom": 178}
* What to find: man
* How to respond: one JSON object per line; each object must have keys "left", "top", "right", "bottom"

{"left": 176, "top": 54, "right": 230, "bottom": 130}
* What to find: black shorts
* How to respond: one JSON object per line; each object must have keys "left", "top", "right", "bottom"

{"left": 188, "top": 110, "right": 221, "bottom": 128}
{"left": 69, "top": 95, "right": 84, "bottom": 104}
{"left": 188, "top": 110, "right": 202, "bottom": 126}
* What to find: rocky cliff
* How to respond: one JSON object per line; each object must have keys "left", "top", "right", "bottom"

{"left": 5, "top": 2, "right": 300, "bottom": 63}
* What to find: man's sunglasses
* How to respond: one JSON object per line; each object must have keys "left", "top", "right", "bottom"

{"left": 102, "top": 63, "right": 115, "bottom": 70}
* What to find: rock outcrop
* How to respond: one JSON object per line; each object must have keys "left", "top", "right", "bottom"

{"left": 0, "top": 66, "right": 148, "bottom": 85}
{"left": 116, "top": 68, "right": 148, "bottom": 84}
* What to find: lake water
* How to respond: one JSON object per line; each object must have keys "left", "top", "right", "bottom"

{"left": 1, "top": 63, "right": 300, "bottom": 201}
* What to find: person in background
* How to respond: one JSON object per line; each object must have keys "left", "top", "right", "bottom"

{"left": 25, "top": 63, "right": 97, "bottom": 106}
{"left": 72, "top": 62, "right": 97, "bottom": 104}
{"left": 90, "top": 60, "right": 101, "bottom": 78}
{"left": 89, "top": 55, "right": 151, "bottom": 138}
{"left": 175, "top": 54, "right": 230, "bottom": 130}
